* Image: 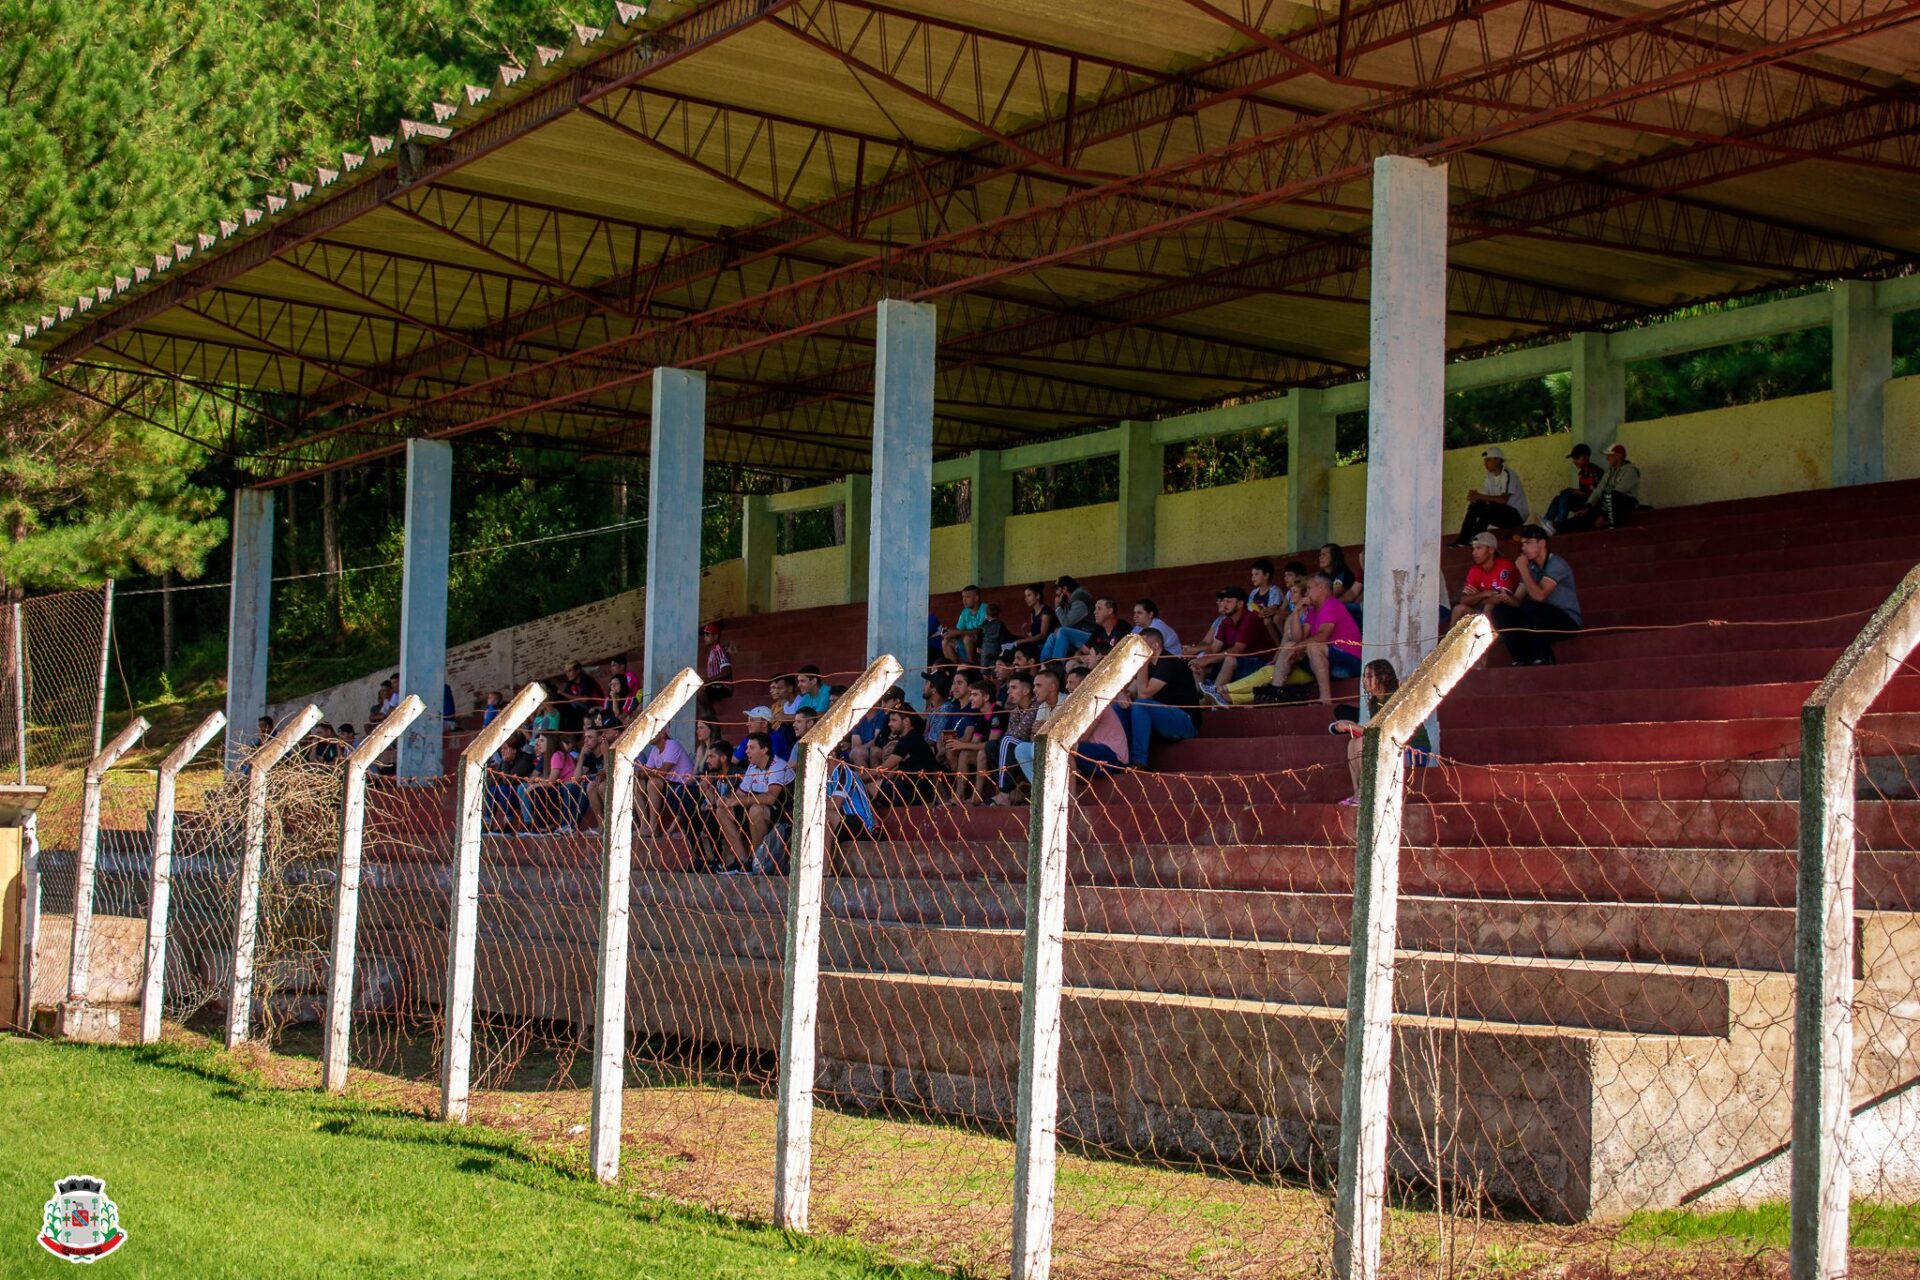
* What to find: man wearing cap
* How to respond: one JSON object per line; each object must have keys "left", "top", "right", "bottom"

{"left": 1543, "top": 442, "right": 1606, "bottom": 530}
{"left": 1189, "top": 585, "right": 1263, "bottom": 699}
{"left": 1555, "top": 443, "right": 1643, "bottom": 533}
{"left": 697, "top": 622, "right": 734, "bottom": 723}
{"left": 732, "top": 704, "right": 795, "bottom": 766}
{"left": 1488, "top": 524, "right": 1583, "bottom": 665}
{"left": 1454, "top": 446, "right": 1530, "bottom": 546}
{"left": 1452, "top": 530, "right": 1520, "bottom": 625}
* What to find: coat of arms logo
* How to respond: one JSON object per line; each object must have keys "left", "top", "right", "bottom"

{"left": 39, "top": 1176, "right": 126, "bottom": 1264}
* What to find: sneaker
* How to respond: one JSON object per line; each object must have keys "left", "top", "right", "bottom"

{"left": 1208, "top": 686, "right": 1231, "bottom": 708}
{"left": 1337, "top": 796, "right": 1359, "bottom": 807}
{"left": 1539, "top": 519, "right": 1556, "bottom": 536}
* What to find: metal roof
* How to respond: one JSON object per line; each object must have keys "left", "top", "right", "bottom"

{"left": 16, "top": 0, "right": 1920, "bottom": 481}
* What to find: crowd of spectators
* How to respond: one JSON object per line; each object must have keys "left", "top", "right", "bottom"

{"left": 260, "top": 444, "right": 1627, "bottom": 870}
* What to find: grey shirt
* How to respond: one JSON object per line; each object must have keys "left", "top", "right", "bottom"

{"left": 1534, "top": 553, "right": 1582, "bottom": 626}
{"left": 1055, "top": 588, "right": 1094, "bottom": 631}
{"left": 1593, "top": 461, "right": 1641, "bottom": 502}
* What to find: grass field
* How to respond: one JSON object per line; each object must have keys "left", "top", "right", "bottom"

{"left": 0, "top": 1034, "right": 939, "bottom": 1279}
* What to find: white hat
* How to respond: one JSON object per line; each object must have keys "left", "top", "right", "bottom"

{"left": 745, "top": 705, "right": 774, "bottom": 721}
{"left": 1481, "top": 446, "right": 1506, "bottom": 461}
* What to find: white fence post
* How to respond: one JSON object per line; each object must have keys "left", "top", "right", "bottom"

{"left": 225, "top": 704, "right": 323, "bottom": 1049}
{"left": 1791, "top": 565, "right": 1920, "bottom": 1280}
{"left": 11, "top": 600, "right": 31, "bottom": 1027}
{"left": 1332, "top": 615, "right": 1494, "bottom": 1280}
{"left": 441, "top": 681, "right": 545, "bottom": 1123}
{"left": 60, "top": 716, "right": 149, "bottom": 1037}
{"left": 591, "top": 668, "right": 702, "bottom": 1184}
{"left": 774, "top": 655, "right": 904, "bottom": 1230}
{"left": 1011, "top": 635, "right": 1152, "bottom": 1280}
{"left": 138, "top": 711, "right": 227, "bottom": 1044}
{"left": 320, "top": 696, "right": 424, "bottom": 1092}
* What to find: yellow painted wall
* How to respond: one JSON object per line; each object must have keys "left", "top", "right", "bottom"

{"left": 1156, "top": 475, "right": 1288, "bottom": 566}
{"left": 698, "top": 558, "right": 745, "bottom": 622}
{"left": 1620, "top": 392, "right": 1830, "bottom": 506}
{"left": 1005, "top": 503, "right": 1118, "bottom": 583}
{"left": 931, "top": 524, "right": 971, "bottom": 594}
{"left": 1883, "top": 375, "right": 1920, "bottom": 482}
{"left": 772, "top": 545, "right": 847, "bottom": 612}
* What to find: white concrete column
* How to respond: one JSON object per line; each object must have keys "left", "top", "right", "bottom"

{"left": 1571, "top": 332, "right": 1624, "bottom": 457}
{"left": 1360, "top": 155, "right": 1449, "bottom": 681}
{"left": 223, "top": 490, "right": 274, "bottom": 772}
{"left": 397, "top": 440, "right": 453, "bottom": 780}
{"left": 866, "top": 300, "right": 936, "bottom": 701}
{"left": 1285, "top": 388, "right": 1333, "bottom": 555}
{"left": 1832, "top": 279, "right": 1890, "bottom": 487}
{"left": 644, "top": 368, "right": 707, "bottom": 747}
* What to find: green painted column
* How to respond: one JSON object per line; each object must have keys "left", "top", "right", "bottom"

{"left": 741, "top": 494, "right": 775, "bottom": 614}
{"left": 965, "top": 448, "right": 1011, "bottom": 588}
{"left": 1832, "top": 279, "right": 1890, "bottom": 487}
{"left": 1116, "top": 420, "right": 1161, "bottom": 573}
{"left": 1285, "top": 388, "right": 1332, "bottom": 555}
{"left": 842, "top": 473, "right": 872, "bottom": 605}
{"left": 1571, "top": 332, "right": 1624, "bottom": 456}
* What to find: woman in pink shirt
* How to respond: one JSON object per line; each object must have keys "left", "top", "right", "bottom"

{"left": 1268, "top": 572, "right": 1364, "bottom": 705}
{"left": 522, "top": 732, "right": 581, "bottom": 832}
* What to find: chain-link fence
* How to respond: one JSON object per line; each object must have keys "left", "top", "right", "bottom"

{"left": 15, "top": 586, "right": 111, "bottom": 782}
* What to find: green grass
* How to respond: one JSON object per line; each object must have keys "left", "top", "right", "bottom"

{"left": 1621, "top": 1200, "right": 1920, "bottom": 1252}
{"left": 0, "top": 1035, "right": 943, "bottom": 1280}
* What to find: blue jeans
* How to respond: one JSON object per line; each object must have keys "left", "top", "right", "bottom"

{"left": 1039, "top": 627, "right": 1090, "bottom": 662}
{"left": 1077, "top": 743, "right": 1123, "bottom": 777}
{"left": 1544, "top": 488, "right": 1586, "bottom": 527}
{"left": 1127, "top": 699, "right": 1196, "bottom": 766}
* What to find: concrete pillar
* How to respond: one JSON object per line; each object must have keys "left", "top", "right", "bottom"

{"left": 1832, "top": 279, "right": 1890, "bottom": 487}
{"left": 1571, "top": 332, "right": 1624, "bottom": 456}
{"left": 644, "top": 368, "right": 707, "bottom": 747}
{"left": 396, "top": 439, "right": 452, "bottom": 780}
{"left": 866, "top": 299, "right": 936, "bottom": 702}
{"left": 742, "top": 494, "right": 775, "bottom": 614}
{"left": 842, "top": 473, "right": 872, "bottom": 605}
{"left": 1360, "top": 155, "right": 1449, "bottom": 686}
{"left": 1116, "top": 420, "right": 1162, "bottom": 573}
{"left": 223, "top": 489, "right": 274, "bottom": 772}
{"left": 965, "top": 448, "right": 1011, "bottom": 589}
{"left": 1285, "top": 388, "right": 1333, "bottom": 555}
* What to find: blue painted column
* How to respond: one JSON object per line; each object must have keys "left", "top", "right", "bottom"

{"left": 1360, "top": 155, "right": 1449, "bottom": 685}
{"left": 223, "top": 489, "right": 274, "bottom": 772}
{"left": 866, "top": 300, "right": 936, "bottom": 707}
{"left": 645, "top": 368, "right": 707, "bottom": 748}
{"left": 397, "top": 440, "right": 453, "bottom": 780}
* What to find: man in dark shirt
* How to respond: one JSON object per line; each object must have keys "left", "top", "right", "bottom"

{"left": 554, "top": 661, "right": 602, "bottom": 737}
{"left": 1190, "top": 586, "right": 1263, "bottom": 695}
{"left": 875, "top": 708, "right": 941, "bottom": 806}
{"left": 1073, "top": 597, "right": 1132, "bottom": 659}
{"left": 484, "top": 734, "right": 536, "bottom": 831}
{"left": 1125, "top": 629, "right": 1202, "bottom": 766}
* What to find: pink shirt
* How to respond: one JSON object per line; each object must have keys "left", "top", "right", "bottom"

{"left": 544, "top": 750, "right": 577, "bottom": 782}
{"left": 1300, "top": 597, "right": 1362, "bottom": 657}
{"left": 1080, "top": 706, "right": 1130, "bottom": 765}
{"left": 642, "top": 738, "right": 694, "bottom": 781}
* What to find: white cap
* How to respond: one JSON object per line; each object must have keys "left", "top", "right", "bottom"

{"left": 745, "top": 705, "right": 774, "bottom": 721}
{"left": 1481, "top": 446, "right": 1506, "bottom": 461}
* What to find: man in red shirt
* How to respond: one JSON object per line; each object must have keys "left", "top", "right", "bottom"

{"left": 1189, "top": 586, "right": 1264, "bottom": 697}
{"left": 1452, "top": 530, "right": 1519, "bottom": 625}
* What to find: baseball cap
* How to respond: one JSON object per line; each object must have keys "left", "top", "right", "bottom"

{"left": 1567, "top": 443, "right": 1592, "bottom": 458}
{"left": 1471, "top": 531, "right": 1501, "bottom": 549}
{"left": 745, "top": 705, "right": 774, "bottom": 721}
{"left": 1481, "top": 446, "right": 1506, "bottom": 461}
{"left": 1217, "top": 585, "right": 1248, "bottom": 602}
{"left": 1519, "top": 524, "right": 1551, "bottom": 541}
{"left": 1607, "top": 442, "right": 1628, "bottom": 456}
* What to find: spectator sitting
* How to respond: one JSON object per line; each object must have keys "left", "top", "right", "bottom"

{"left": 710, "top": 731, "right": 793, "bottom": 873}
{"left": 1001, "top": 668, "right": 1062, "bottom": 801}
{"left": 575, "top": 728, "right": 609, "bottom": 834}
{"left": 1454, "top": 446, "right": 1530, "bottom": 546}
{"left": 944, "top": 682, "right": 996, "bottom": 803}
{"left": 1488, "top": 524, "right": 1583, "bottom": 666}
{"left": 1061, "top": 669, "right": 1129, "bottom": 777}
{"left": 636, "top": 728, "right": 697, "bottom": 836}
{"left": 733, "top": 706, "right": 795, "bottom": 765}
{"left": 1551, "top": 443, "right": 1642, "bottom": 533}
{"left": 368, "top": 679, "right": 393, "bottom": 725}
{"left": 254, "top": 715, "right": 276, "bottom": 750}
{"left": 788, "top": 665, "right": 831, "bottom": 716}
{"left": 1189, "top": 586, "right": 1263, "bottom": 700}
{"left": 1267, "top": 571, "right": 1363, "bottom": 704}
{"left": 1318, "top": 544, "right": 1363, "bottom": 610}
{"left": 849, "top": 685, "right": 907, "bottom": 767}
{"left": 765, "top": 675, "right": 798, "bottom": 732}
{"left": 483, "top": 732, "right": 536, "bottom": 832}
{"left": 308, "top": 724, "right": 341, "bottom": 766}
{"left": 480, "top": 690, "right": 505, "bottom": 727}
{"left": 1249, "top": 557, "right": 1287, "bottom": 646}
{"left": 943, "top": 584, "right": 989, "bottom": 666}
{"left": 1331, "top": 659, "right": 1438, "bottom": 805}
{"left": 922, "top": 669, "right": 959, "bottom": 741}
{"left": 604, "top": 653, "right": 639, "bottom": 721}
{"left": 1008, "top": 583, "right": 1059, "bottom": 659}
{"left": 522, "top": 732, "right": 582, "bottom": 832}
{"left": 1543, "top": 442, "right": 1606, "bottom": 529}
{"left": 1073, "top": 597, "right": 1130, "bottom": 659}
{"left": 529, "top": 697, "right": 562, "bottom": 736}
{"left": 555, "top": 660, "right": 602, "bottom": 739}
{"left": 991, "top": 673, "right": 1037, "bottom": 804}
{"left": 1038, "top": 576, "right": 1096, "bottom": 661}
{"left": 697, "top": 622, "right": 735, "bottom": 723}
{"left": 1130, "top": 599, "right": 1180, "bottom": 654}
{"left": 336, "top": 724, "right": 359, "bottom": 758}
{"left": 977, "top": 602, "right": 1009, "bottom": 666}
{"left": 927, "top": 612, "right": 945, "bottom": 667}
{"left": 1125, "top": 628, "right": 1202, "bottom": 766}
{"left": 932, "top": 669, "right": 975, "bottom": 762}
{"left": 873, "top": 708, "right": 941, "bottom": 807}
{"left": 1452, "top": 530, "right": 1519, "bottom": 625}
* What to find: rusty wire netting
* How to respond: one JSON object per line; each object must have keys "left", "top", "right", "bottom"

{"left": 23, "top": 610, "right": 1920, "bottom": 1278}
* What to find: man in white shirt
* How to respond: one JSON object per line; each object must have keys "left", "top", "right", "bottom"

{"left": 711, "top": 731, "right": 795, "bottom": 872}
{"left": 1454, "top": 445, "right": 1530, "bottom": 546}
